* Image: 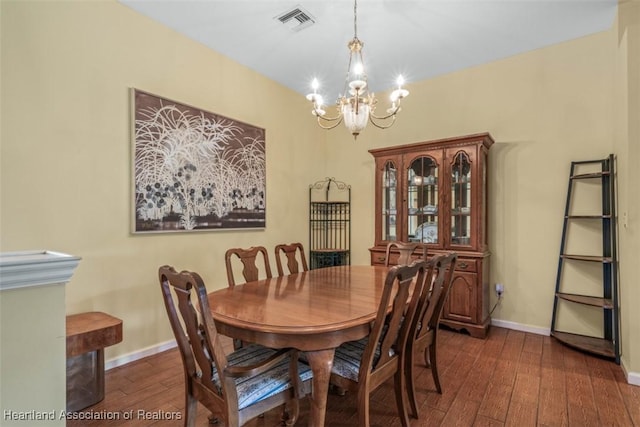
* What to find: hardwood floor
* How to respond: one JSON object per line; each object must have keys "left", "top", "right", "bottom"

{"left": 67, "top": 327, "right": 640, "bottom": 427}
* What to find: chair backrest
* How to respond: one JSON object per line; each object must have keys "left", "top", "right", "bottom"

{"left": 384, "top": 241, "right": 428, "bottom": 266}
{"left": 360, "top": 259, "right": 428, "bottom": 383}
{"left": 225, "top": 246, "right": 273, "bottom": 287}
{"left": 160, "top": 266, "right": 310, "bottom": 426}
{"left": 274, "top": 243, "right": 309, "bottom": 276}
{"left": 411, "top": 252, "right": 458, "bottom": 342}
{"left": 158, "top": 266, "right": 230, "bottom": 406}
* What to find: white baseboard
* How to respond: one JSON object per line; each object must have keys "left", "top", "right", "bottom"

{"left": 491, "top": 318, "right": 640, "bottom": 386}
{"left": 490, "top": 318, "right": 550, "bottom": 336}
{"left": 621, "top": 362, "right": 640, "bottom": 386}
{"left": 105, "top": 339, "right": 176, "bottom": 370}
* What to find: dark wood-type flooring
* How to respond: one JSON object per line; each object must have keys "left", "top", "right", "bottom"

{"left": 68, "top": 327, "right": 640, "bottom": 426}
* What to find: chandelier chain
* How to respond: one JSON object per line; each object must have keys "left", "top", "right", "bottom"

{"left": 353, "top": 0, "right": 358, "bottom": 39}
{"left": 343, "top": 0, "right": 358, "bottom": 97}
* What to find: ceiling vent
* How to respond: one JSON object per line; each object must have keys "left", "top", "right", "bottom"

{"left": 276, "top": 5, "right": 316, "bottom": 32}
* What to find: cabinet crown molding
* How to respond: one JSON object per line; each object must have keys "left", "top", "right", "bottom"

{"left": 0, "top": 250, "right": 82, "bottom": 291}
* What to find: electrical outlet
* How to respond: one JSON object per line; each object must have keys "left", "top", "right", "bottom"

{"left": 495, "top": 283, "right": 504, "bottom": 296}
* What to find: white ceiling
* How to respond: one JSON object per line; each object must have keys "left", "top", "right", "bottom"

{"left": 120, "top": 0, "right": 617, "bottom": 100}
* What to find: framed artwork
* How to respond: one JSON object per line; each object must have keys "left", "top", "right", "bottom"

{"left": 131, "top": 89, "right": 266, "bottom": 233}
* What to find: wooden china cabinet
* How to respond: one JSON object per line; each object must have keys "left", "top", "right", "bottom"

{"left": 369, "top": 133, "right": 494, "bottom": 338}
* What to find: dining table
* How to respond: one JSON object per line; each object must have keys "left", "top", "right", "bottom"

{"left": 207, "top": 264, "right": 391, "bottom": 427}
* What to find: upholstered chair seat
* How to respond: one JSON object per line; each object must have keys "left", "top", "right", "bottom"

{"left": 215, "top": 343, "right": 313, "bottom": 410}
{"left": 331, "top": 338, "right": 383, "bottom": 382}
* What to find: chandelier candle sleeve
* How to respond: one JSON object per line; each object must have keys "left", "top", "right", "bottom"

{"left": 305, "top": 0, "right": 409, "bottom": 139}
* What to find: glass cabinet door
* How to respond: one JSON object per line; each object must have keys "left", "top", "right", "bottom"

{"left": 451, "top": 151, "right": 472, "bottom": 245}
{"left": 382, "top": 161, "right": 398, "bottom": 241}
{"left": 407, "top": 156, "right": 439, "bottom": 244}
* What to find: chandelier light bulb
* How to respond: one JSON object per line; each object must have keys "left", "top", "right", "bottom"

{"left": 313, "top": 107, "right": 327, "bottom": 117}
{"left": 354, "top": 62, "right": 364, "bottom": 77}
{"left": 306, "top": 79, "right": 326, "bottom": 117}
{"left": 396, "top": 75, "right": 405, "bottom": 88}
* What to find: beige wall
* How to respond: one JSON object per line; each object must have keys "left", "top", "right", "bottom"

{"left": 324, "top": 6, "right": 638, "bottom": 376}
{"left": 0, "top": 0, "right": 325, "bottom": 363}
{"left": 1, "top": 0, "right": 638, "bottom": 386}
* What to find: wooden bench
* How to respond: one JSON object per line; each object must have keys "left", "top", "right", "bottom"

{"left": 66, "top": 312, "right": 122, "bottom": 412}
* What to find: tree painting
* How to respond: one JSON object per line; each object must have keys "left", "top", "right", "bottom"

{"left": 132, "top": 89, "right": 265, "bottom": 232}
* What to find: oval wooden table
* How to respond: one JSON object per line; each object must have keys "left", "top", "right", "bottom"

{"left": 207, "top": 264, "right": 390, "bottom": 427}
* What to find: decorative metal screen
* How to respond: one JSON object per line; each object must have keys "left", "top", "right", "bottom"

{"left": 309, "top": 178, "right": 351, "bottom": 269}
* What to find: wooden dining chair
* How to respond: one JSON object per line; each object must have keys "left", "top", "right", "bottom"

{"left": 404, "top": 252, "right": 458, "bottom": 419}
{"left": 225, "top": 246, "right": 273, "bottom": 287}
{"left": 274, "top": 243, "right": 309, "bottom": 276}
{"left": 329, "top": 260, "right": 429, "bottom": 427}
{"left": 158, "top": 266, "right": 312, "bottom": 427}
{"left": 384, "top": 241, "right": 428, "bottom": 266}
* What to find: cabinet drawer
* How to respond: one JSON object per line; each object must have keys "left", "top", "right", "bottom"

{"left": 371, "top": 252, "right": 387, "bottom": 266}
{"left": 454, "top": 258, "right": 477, "bottom": 273}
{"left": 425, "top": 256, "right": 477, "bottom": 273}
{"left": 373, "top": 252, "right": 479, "bottom": 273}
{"left": 371, "top": 252, "right": 420, "bottom": 266}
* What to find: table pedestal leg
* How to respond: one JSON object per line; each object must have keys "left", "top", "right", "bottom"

{"left": 304, "top": 348, "right": 335, "bottom": 427}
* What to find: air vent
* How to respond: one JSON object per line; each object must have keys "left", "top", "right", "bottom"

{"left": 275, "top": 5, "right": 316, "bottom": 32}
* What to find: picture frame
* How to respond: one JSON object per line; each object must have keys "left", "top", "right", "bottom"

{"left": 131, "top": 89, "right": 266, "bottom": 233}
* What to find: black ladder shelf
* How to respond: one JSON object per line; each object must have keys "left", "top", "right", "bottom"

{"left": 550, "top": 154, "right": 619, "bottom": 364}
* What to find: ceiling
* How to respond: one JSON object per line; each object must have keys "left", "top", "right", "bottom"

{"left": 120, "top": 0, "right": 617, "bottom": 100}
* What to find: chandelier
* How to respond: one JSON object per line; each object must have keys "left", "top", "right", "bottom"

{"left": 306, "top": 0, "right": 409, "bottom": 139}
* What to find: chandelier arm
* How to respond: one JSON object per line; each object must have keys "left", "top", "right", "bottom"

{"left": 368, "top": 114, "right": 397, "bottom": 130}
{"left": 369, "top": 104, "right": 402, "bottom": 121}
{"left": 312, "top": 107, "right": 343, "bottom": 123}
{"left": 316, "top": 115, "right": 345, "bottom": 130}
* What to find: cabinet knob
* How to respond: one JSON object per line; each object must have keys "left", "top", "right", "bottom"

{"left": 458, "top": 261, "right": 468, "bottom": 269}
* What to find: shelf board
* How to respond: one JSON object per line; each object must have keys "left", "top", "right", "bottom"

{"left": 556, "top": 292, "right": 613, "bottom": 308}
{"left": 571, "top": 171, "right": 610, "bottom": 180}
{"left": 561, "top": 254, "right": 612, "bottom": 263}
{"left": 310, "top": 249, "right": 349, "bottom": 253}
{"left": 551, "top": 331, "right": 615, "bottom": 359}
{"left": 566, "top": 215, "right": 612, "bottom": 219}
